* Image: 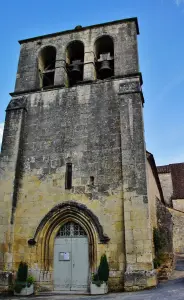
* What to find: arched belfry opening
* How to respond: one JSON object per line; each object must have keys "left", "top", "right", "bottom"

{"left": 38, "top": 46, "right": 56, "bottom": 88}
{"left": 66, "top": 41, "right": 84, "bottom": 86}
{"left": 95, "top": 35, "right": 114, "bottom": 80}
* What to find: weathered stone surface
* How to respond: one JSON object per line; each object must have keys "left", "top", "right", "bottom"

{"left": 169, "top": 208, "right": 184, "bottom": 253}
{"left": 0, "top": 18, "right": 157, "bottom": 292}
{"left": 158, "top": 173, "right": 173, "bottom": 207}
{"left": 124, "top": 270, "right": 157, "bottom": 291}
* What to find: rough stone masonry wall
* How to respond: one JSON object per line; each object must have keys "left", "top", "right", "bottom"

{"left": 158, "top": 173, "right": 173, "bottom": 207}
{"left": 1, "top": 80, "right": 125, "bottom": 291}
{"left": 15, "top": 21, "right": 138, "bottom": 92}
{"left": 169, "top": 208, "right": 184, "bottom": 253}
{"left": 172, "top": 199, "right": 184, "bottom": 212}
{"left": 155, "top": 200, "right": 173, "bottom": 281}
{"left": 0, "top": 18, "right": 156, "bottom": 292}
{"left": 146, "top": 160, "right": 161, "bottom": 229}
{"left": 156, "top": 199, "right": 173, "bottom": 254}
{"left": 119, "top": 78, "right": 156, "bottom": 291}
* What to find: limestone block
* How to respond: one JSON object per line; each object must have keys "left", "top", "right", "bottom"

{"left": 124, "top": 212, "right": 130, "bottom": 220}
{"left": 136, "top": 253, "right": 152, "bottom": 263}
{"left": 125, "top": 229, "right": 133, "bottom": 241}
{"left": 126, "top": 254, "right": 136, "bottom": 264}
{"left": 124, "top": 270, "right": 157, "bottom": 291}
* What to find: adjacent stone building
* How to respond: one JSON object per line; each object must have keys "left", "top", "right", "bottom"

{"left": 157, "top": 163, "right": 184, "bottom": 210}
{"left": 157, "top": 163, "right": 184, "bottom": 253}
{"left": 0, "top": 17, "right": 164, "bottom": 292}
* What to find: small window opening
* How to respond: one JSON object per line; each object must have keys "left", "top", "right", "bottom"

{"left": 65, "top": 163, "right": 72, "bottom": 189}
{"left": 95, "top": 36, "right": 114, "bottom": 80}
{"left": 38, "top": 46, "right": 56, "bottom": 88}
{"left": 66, "top": 41, "right": 84, "bottom": 86}
{"left": 90, "top": 176, "right": 94, "bottom": 186}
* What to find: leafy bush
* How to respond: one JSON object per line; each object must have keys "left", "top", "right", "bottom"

{"left": 153, "top": 258, "right": 161, "bottom": 269}
{"left": 98, "top": 254, "right": 109, "bottom": 282}
{"left": 14, "top": 262, "right": 32, "bottom": 293}
{"left": 153, "top": 227, "right": 168, "bottom": 254}
{"left": 27, "top": 275, "right": 35, "bottom": 287}
{"left": 17, "top": 262, "right": 28, "bottom": 282}
{"left": 92, "top": 272, "right": 99, "bottom": 282}
{"left": 92, "top": 254, "right": 109, "bottom": 286}
{"left": 153, "top": 228, "right": 168, "bottom": 269}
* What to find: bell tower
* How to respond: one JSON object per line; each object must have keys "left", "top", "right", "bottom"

{"left": 0, "top": 18, "right": 156, "bottom": 292}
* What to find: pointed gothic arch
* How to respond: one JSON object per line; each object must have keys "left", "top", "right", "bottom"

{"left": 28, "top": 201, "right": 110, "bottom": 272}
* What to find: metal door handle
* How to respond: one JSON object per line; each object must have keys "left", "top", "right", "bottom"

{"left": 73, "top": 263, "right": 75, "bottom": 267}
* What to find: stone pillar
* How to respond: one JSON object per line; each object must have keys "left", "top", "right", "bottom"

{"left": 54, "top": 51, "right": 66, "bottom": 87}
{"left": 0, "top": 96, "right": 26, "bottom": 271}
{"left": 119, "top": 76, "right": 157, "bottom": 291}
{"left": 83, "top": 50, "right": 95, "bottom": 82}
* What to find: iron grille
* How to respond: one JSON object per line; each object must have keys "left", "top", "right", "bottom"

{"left": 56, "top": 222, "right": 87, "bottom": 237}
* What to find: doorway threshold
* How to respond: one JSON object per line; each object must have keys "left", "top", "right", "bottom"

{"left": 39, "top": 291, "right": 90, "bottom": 295}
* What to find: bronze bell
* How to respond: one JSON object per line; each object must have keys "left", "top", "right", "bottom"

{"left": 70, "top": 60, "right": 81, "bottom": 80}
{"left": 99, "top": 60, "right": 113, "bottom": 79}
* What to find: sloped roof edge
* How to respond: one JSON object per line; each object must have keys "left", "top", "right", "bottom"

{"left": 146, "top": 151, "right": 165, "bottom": 204}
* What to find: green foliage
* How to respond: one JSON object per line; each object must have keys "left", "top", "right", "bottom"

{"left": 98, "top": 254, "right": 109, "bottom": 282}
{"left": 91, "top": 272, "right": 103, "bottom": 287}
{"left": 153, "top": 227, "right": 167, "bottom": 254}
{"left": 153, "top": 258, "right": 161, "bottom": 269}
{"left": 14, "top": 262, "right": 32, "bottom": 293}
{"left": 153, "top": 228, "right": 169, "bottom": 269}
{"left": 92, "top": 272, "right": 99, "bottom": 282}
{"left": 153, "top": 252, "right": 168, "bottom": 269}
{"left": 27, "top": 275, "right": 35, "bottom": 287}
{"left": 94, "top": 280, "right": 103, "bottom": 287}
{"left": 92, "top": 254, "right": 109, "bottom": 286}
{"left": 17, "top": 262, "right": 28, "bottom": 282}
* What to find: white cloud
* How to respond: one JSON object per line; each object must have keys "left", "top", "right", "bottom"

{"left": 175, "top": 0, "right": 184, "bottom": 5}
{"left": 0, "top": 123, "right": 4, "bottom": 149}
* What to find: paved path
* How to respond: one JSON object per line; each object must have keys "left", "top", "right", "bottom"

{"left": 1, "top": 278, "right": 184, "bottom": 300}
{"left": 2, "top": 255, "right": 184, "bottom": 300}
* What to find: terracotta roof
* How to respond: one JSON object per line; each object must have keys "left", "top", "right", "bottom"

{"left": 157, "top": 165, "right": 171, "bottom": 173}
{"left": 157, "top": 163, "right": 184, "bottom": 200}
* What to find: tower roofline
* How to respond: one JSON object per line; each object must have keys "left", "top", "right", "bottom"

{"left": 18, "top": 17, "right": 139, "bottom": 44}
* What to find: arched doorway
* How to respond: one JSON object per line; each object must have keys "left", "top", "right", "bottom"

{"left": 28, "top": 202, "right": 110, "bottom": 291}
{"left": 53, "top": 221, "right": 89, "bottom": 291}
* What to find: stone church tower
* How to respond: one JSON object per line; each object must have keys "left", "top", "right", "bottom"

{"left": 0, "top": 18, "right": 156, "bottom": 291}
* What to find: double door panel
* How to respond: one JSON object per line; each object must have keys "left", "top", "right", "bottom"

{"left": 54, "top": 237, "right": 89, "bottom": 291}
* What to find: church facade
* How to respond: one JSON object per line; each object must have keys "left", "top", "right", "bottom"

{"left": 0, "top": 18, "right": 162, "bottom": 292}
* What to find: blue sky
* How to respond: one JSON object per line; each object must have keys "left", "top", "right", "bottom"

{"left": 0, "top": 0, "right": 184, "bottom": 166}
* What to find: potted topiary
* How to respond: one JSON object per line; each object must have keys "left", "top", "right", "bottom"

{"left": 90, "top": 254, "right": 109, "bottom": 294}
{"left": 14, "top": 262, "right": 35, "bottom": 296}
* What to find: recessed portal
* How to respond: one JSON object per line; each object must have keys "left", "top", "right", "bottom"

{"left": 53, "top": 222, "right": 89, "bottom": 291}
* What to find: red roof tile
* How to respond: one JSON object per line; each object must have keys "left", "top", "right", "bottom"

{"left": 157, "top": 163, "right": 184, "bottom": 199}
{"left": 157, "top": 165, "right": 171, "bottom": 173}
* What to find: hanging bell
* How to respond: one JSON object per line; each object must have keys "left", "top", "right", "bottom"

{"left": 70, "top": 60, "right": 82, "bottom": 81}
{"left": 99, "top": 60, "right": 113, "bottom": 79}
